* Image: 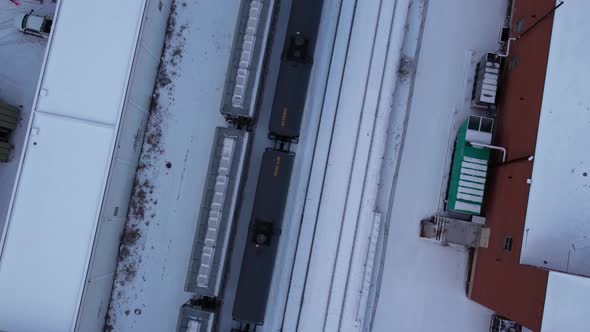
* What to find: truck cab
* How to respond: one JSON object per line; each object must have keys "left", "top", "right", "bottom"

{"left": 14, "top": 12, "right": 52, "bottom": 38}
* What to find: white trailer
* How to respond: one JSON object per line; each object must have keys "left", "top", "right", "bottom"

{"left": 0, "top": 0, "right": 172, "bottom": 331}
{"left": 177, "top": 300, "right": 215, "bottom": 332}
{"left": 185, "top": 127, "right": 250, "bottom": 297}
{"left": 219, "top": 0, "right": 275, "bottom": 120}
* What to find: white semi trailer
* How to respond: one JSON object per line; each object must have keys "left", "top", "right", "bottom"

{"left": 0, "top": 0, "right": 172, "bottom": 331}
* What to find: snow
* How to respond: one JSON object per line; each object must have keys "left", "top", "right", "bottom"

{"left": 541, "top": 271, "right": 590, "bottom": 332}
{"left": 521, "top": 0, "right": 590, "bottom": 277}
{"left": 105, "top": 1, "right": 238, "bottom": 331}
{"left": 371, "top": 0, "right": 508, "bottom": 331}
{"left": 295, "top": 0, "right": 411, "bottom": 330}
{"left": 266, "top": 0, "right": 510, "bottom": 330}
{"left": 0, "top": 0, "right": 55, "bottom": 243}
{"left": 279, "top": 0, "right": 356, "bottom": 329}
{"left": 277, "top": 0, "right": 414, "bottom": 329}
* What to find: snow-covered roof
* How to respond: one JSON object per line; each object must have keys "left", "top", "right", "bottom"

{"left": 541, "top": 272, "right": 590, "bottom": 332}
{"left": 521, "top": 0, "right": 590, "bottom": 277}
{"left": 0, "top": 0, "right": 146, "bottom": 331}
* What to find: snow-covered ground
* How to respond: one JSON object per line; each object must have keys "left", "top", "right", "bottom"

{"left": 283, "top": 0, "right": 415, "bottom": 330}
{"left": 105, "top": 1, "right": 237, "bottom": 331}
{"left": 370, "top": 0, "right": 508, "bottom": 331}
{"left": 105, "top": 0, "right": 510, "bottom": 331}
{"left": 0, "top": 0, "right": 55, "bottom": 236}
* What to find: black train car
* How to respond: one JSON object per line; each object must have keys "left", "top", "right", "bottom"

{"left": 268, "top": 0, "right": 324, "bottom": 140}
{"left": 232, "top": 150, "right": 294, "bottom": 326}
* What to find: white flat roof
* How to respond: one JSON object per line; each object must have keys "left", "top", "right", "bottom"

{"left": 0, "top": 0, "right": 146, "bottom": 331}
{"left": 521, "top": 0, "right": 590, "bottom": 277}
{"left": 541, "top": 272, "right": 590, "bottom": 332}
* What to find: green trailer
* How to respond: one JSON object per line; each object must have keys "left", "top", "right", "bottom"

{"left": 0, "top": 101, "right": 20, "bottom": 162}
{"left": 446, "top": 115, "right": 494, "bottom": 215}
{"left": 0, "top": 141, "right": 11, "bottom": 162}
{"left": 0, "top": 101, "right": 20, "bottom": 135}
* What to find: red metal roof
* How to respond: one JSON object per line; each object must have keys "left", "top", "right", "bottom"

{"left": 468, "top": 0, "right": 556, "bottom": 331}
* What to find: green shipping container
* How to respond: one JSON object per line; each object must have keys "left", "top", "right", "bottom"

{"left": 446, "top": 118, "right": 491, "bottom": 215}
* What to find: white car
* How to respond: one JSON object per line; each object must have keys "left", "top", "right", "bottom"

{"left": 14, "top": 12, "right": 53, "bottom": 38}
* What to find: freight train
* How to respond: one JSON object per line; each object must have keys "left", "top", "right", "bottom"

{"left": 268, "top": 0, "right": 323, "bottom": 141}
{"left": 231, "top": 0, "right": 323, "bottom": 329}
{"left": 180, "top": 0, "right": 323, "bottom": 330}
{"left": 232, "top": 150, "right": 294, "bottom": 328}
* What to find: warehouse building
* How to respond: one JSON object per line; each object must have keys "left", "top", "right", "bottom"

{"left": 468, "top": 0, "right": 590, "bottom": 331}
{"left": 0, "top": 0, "right": 171, "bottom": 331}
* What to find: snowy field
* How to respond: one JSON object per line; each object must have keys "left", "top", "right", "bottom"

{"left": 283, "top": 0, "right": 416, "bottom": 331}
{"left": 106, "top": 0, "right": 512, "bottom": 331}
{"left": 371, "top": 0, "right": 508, "bottom": 331}
{"left": 0, "top": 0, "right": 55, "bottom": 237}
{"left": 105, "top": 1, "right": 236, "bottom": 330}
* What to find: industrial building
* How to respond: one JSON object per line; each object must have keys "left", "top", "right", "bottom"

{"left": 467, "top": 0, "right": 590, "bottom": 331}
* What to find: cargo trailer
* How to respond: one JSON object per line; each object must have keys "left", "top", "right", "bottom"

{"left": 446, "top": 115, "right": 494, "bottom": 215}
{"left": 185, "top": 127, "right": 250, "bottom": 296}
{"left": 220, "top": 0, "right": 275, "bottom": 120}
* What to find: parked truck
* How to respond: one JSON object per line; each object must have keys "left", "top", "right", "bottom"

{"left": 14, "top": 11, "right": 53, "bottom": 38}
